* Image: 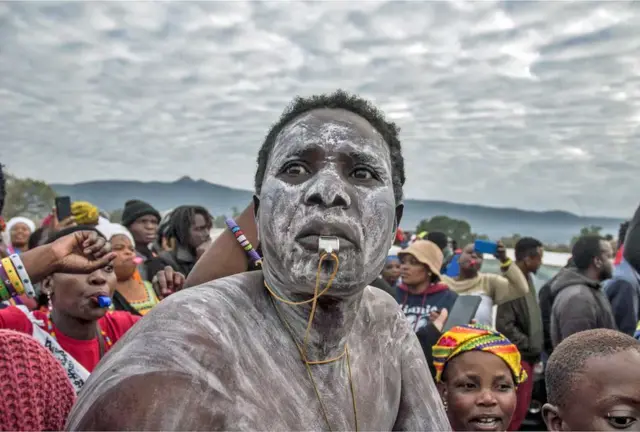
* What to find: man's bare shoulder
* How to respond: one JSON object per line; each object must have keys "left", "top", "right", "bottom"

{"left": 66, "top": 272, "right": 267, "bottom": 430}
{"left": 360, "top": 285, "right": 410, "bottom": 337}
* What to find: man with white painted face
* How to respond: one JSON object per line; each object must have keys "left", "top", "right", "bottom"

{"left": 65, "top": 90, "right": 450, "bottom": 431}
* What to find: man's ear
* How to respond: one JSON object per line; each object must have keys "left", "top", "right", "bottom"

{"left": 252, "top": 195, "right": 261, "bottom": 243}
{"left": 542, "top": 403, "right": 563, "bottom": 432}
{"left": 252, "top": 195, "right": 260, "bottom": 219}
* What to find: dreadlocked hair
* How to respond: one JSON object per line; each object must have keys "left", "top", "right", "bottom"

{"left": 254, "top": 89, "right": 405, "bottom": 205}
{"left": 165, "top": 206, "right": 212, "bottom": 249}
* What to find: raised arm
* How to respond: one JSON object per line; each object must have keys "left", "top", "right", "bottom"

{"left": 185, "top": 203, "right": 257, "bottom": 287}
{"left": 486, "top": 263, "right": 529, "bottom": 305}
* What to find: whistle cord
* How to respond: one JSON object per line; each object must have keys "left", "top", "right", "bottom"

{"left": 265, "top": 253, "right": 358, "bottom": 431}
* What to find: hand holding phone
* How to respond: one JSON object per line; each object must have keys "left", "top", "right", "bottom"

{"left": 474, "top": 239, "right": 497, "bottom": 255}
{"left": 55, "top": 196, "right": 72, "bottom": 221}
{"left": 442, "top": 295, "right": 482, "bottom": 333}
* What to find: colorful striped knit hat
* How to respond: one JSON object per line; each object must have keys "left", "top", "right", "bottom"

{"left": 433, "top": 324, "right": 527, "bottom": 385}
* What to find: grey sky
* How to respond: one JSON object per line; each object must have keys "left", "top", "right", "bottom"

{"left": 1, "top": 1, "right": 638, "bottom": 218}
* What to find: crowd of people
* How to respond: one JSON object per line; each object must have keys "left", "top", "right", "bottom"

{"left": 1, "top": 90, "right": 640, "bottom": 431}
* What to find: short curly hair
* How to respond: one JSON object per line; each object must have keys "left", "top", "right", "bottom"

{"left": 571, "top": 235, "right": 606, "bottom": 271}
{"left": 254, "top": 90, "right": 405, "bottom": 205}
{"left": 546, "top": 329, "right": 640, "bottom": 408}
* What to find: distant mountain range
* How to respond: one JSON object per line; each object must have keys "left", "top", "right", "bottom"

{"left": 51, "top": 176, "right": 624, "bottom": 244}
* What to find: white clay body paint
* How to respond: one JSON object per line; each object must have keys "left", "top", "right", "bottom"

{"left": 65, "top": 107, "right": 451, "bottom": 431}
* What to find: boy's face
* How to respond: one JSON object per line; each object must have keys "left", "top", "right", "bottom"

{"left": 544, "top": 349, "right": 640, "bottom": 431}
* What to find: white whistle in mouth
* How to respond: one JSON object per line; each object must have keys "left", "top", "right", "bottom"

{"left": 318, "top": 236, "right": 340, "bottom": 256}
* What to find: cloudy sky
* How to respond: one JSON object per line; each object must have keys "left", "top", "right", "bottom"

{"left": 1, "top": 1, "right": 638, "bottom": 217}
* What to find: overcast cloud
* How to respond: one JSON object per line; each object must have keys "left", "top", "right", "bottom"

{"left": 0, "top": 1, "right": 638, "bottom": 217}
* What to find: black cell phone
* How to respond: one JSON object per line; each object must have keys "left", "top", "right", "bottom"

{"left": 55, "top": 196, "right": 72, "bottom": 221}
{"left": 442, "top": 295, "right": 482, "bottom": 333}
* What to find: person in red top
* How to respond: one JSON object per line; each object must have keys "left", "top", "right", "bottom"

{"left": 0, "top": 226, "right": 140, "bottom": 392}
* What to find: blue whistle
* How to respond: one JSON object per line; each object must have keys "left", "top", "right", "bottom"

{"left": 97, "top": 295, "right": 112, "bottom": 308}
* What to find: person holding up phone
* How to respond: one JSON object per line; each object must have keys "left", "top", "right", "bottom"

{"left": 442, "top": 241, "right": 528, "bottom": 327}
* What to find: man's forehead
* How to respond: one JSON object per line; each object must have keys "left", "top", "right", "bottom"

{"left": 270, "top": 108, "right": 390, "bottom": 162}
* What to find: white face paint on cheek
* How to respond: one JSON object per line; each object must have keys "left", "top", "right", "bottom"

{"left": 360, "top": 187, "right": 396, "bottom": 282}
{"left": 259, "top": 110, "right": 398, "bottom": 294}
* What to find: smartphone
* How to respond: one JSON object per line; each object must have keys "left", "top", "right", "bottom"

{"left": 442, "top": 295, "right": 482, "bottom": 333}
{"left": 474, "top": 239, "right": 498, "bottom": 255}
{"left": 55, "top": 196, "right": 72, "bottom": 221}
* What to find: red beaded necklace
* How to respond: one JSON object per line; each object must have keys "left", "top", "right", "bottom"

{"left": 46, "top": 313, "right": 113, "bottom": 349}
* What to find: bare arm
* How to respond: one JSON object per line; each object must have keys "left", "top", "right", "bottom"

{"left": 185, "top": 203, "right": 257, "bottom": 287}
{"left": 19, "top": 244, "right": 59, "bottom": 283}
{"left": 393, "top": 330, "right": 451, "bottom": 431}
{"left": 21, "top": 232, "right": 115, "bottom": 284}
{"left": 66, "top": 372, "right": 225, "bottom": 431}
{"left": 66, "top": 287, "right": 235, "bottom": 430}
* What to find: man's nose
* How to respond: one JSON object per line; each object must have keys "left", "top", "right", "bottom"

{"left": 303, "top": 169, "right": 351, "bottom": 209}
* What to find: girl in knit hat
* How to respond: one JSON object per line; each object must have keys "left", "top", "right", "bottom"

{"left": 0, "top": 225, "right": 141, "bottom": 393}
{"left": 0, "top": 329, "right": 76, "bottom": 430}
{"left": 433, "top": 324, "right": 524, "bottom": 431}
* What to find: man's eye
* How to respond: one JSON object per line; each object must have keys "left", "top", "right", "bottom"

{"left": 351, "top": 168, "right": 375, "bottom": 180}
{"left": 284, "top": 163, "right": 309, "bottom": 176}
{"left": 607, "top": 415, "right": 637, "bottom": 429}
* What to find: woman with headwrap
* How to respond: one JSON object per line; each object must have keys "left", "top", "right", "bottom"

{"left": 97, "top": 223, "right": 161, "bottom": 315}
{"left": 432, "top": 324, "right": 525, "bottom": 431}
{"left": 5, "top": 216, "right": 36, "bottom": 254}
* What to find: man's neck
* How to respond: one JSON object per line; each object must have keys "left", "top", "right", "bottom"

{"left": 50, "top": 308, "right": 98, "bottom": 341}
{"left": 516, "top": 261, "right": 530, "bottom": 278}
{"left": 583, "top": 268, "right": 602, "bottom": 283}
{"left": 264, "top": 272, "right": 362, "bottom": 361}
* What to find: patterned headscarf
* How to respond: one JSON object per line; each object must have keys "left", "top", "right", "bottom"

{"left": 71, "top": 201, "right": 99, "bottom": 225}
{"left": 433, "top": 324, "right": 527, "bottom": 385}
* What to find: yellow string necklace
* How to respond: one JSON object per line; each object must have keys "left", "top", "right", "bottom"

{"left": 264, "top": 252, "right": 358, "bottom": 431}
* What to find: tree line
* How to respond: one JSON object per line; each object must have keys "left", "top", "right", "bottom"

{"left": 415, "top": 216, "right": 607, "bottom": 253}
{"left": 3, "top": 172, "right": 607, "bottom": 250}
